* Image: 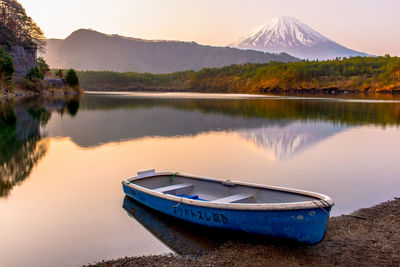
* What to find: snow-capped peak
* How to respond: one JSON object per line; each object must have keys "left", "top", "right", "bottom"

{"left": 230, "top": 16, "right": 368, "bottom": 60}
{"left": 231, "top": 16, "right": 329, "bottom": 49}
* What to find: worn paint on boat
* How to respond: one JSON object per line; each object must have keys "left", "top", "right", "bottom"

{"left": 122, "top": 170, "right": 334, "bottom": 244}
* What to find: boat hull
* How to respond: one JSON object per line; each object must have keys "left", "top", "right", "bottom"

{"left": 123, "top": 183, "right": 331, "bottom": 244}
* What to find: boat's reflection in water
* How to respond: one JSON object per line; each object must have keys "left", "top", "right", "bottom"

{"left": 122, "top": 196, "right": 226, "bottom": 254}
{"left": 122, "top": 196, "right": 303, "bottom": 255}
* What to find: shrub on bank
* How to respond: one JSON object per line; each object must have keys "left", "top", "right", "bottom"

{"left": 19, "top": 77, "right": 50, "bottom": 92}
{"left": 55, "top": 69, "right": 63, "bottom": 78}
{"left": 26, "top": 66, "right": 43, "bottom": 80}
{"left": 0, "top": 46, "right": 15, "bottom": 91}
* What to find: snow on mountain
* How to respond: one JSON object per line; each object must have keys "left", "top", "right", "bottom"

{"left": 43, "top": 29, "right": 297, "bottom": 73}
{"left": 230, "top": 16, "right": 369, "bottom": 60}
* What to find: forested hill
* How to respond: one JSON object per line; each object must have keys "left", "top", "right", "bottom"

{"left": 43, "top": 29, "right": 298, "bottom": 73}
{"left": 78, "top": 56, "right": 400, "bottom": 93}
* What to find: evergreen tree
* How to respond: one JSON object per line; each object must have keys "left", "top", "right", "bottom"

{"left": 26, "top": 66, "right": 43, "bottom": 80}
{"left": 37, "top": 57, "right": 49, "bottom": 77}
{"left": 0, "top": 45, "right": 14, "bottom": 81}
{"left": 65, "top": 69, "right": 79, "bottom": 87}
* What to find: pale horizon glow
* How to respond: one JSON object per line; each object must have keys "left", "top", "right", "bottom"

{"left": 19, "top": 0, "right": 400, "bottom": 56}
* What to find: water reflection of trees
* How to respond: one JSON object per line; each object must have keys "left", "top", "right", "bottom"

{"left": 80, "top": 95, "right": 400, "bottom": 127}
{"left": 0, "top": 137, "right": 48, "bottom": 197}
{"left": 0, "top": 95, "right": 81, "bottom": 198}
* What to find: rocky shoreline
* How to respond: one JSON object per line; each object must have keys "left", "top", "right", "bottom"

{"left": 0, "top": 85, "right": 83, "bottom": 98}
{"left": 89, "top": 198, "right": 400, "bottom": 267}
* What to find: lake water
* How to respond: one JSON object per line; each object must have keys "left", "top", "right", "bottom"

{"left": 1, "top": 92, "right": 400, "bottom": 266}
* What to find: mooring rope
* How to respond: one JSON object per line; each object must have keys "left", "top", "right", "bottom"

{"left": 312, "top": 200, "right": 331, "bottom": 214}
{"left": 173, "top": 197, "right": 183, "bottom": 208}
{"left": 162, "top": 172, "right": 179, "bottom": 187}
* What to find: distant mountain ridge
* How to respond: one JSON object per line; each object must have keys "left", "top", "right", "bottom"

{"left": 43, "top": 29, "right": 297, "bottom": 73}
{"left": 230, "top": 16, "right": 369, "bottom": 60}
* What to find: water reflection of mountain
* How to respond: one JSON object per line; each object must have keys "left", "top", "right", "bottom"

{"left": 46, "top": 107, "right": 292, "bottom": 147}
{"left": 0, "top": 96, "right": 81, "bottom": 198}
{"left": 46, "top": 105, "right": 345, "bottom": 161}
{"left": 44, "top": 93, "right": 400, "bottom": 156}
{"left": 239, "top": 122, "right": 345, "bottom": 161}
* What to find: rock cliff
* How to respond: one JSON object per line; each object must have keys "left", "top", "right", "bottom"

{"left": 9, "top": 46, "right": 37, "bottom": 80}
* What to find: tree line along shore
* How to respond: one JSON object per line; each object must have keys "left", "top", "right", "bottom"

{"left": 78, "top": 56, "right": 400, "bottom": 94}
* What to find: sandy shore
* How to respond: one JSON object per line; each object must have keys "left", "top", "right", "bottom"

{"left": 88, "top": 198, "right": 400, "bottom": 266}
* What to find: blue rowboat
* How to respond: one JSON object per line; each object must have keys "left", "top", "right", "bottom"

{"left": 122, "top": 170, "right": 334, "bottom": 244}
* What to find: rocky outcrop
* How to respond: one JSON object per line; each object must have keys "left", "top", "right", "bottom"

{"left": 44, "top": 78, "right": 65, "bottom": 88}
{"left": 9, "top": 46, "right": 37, "bottom": 80}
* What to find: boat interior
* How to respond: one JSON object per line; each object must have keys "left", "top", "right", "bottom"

{"left": 129, "top": 173, "right": 321, "bottom": 204}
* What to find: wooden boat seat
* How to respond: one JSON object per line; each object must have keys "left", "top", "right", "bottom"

{"left": 153, "top": 183, "right": 193, "bottom": 195}
{"left": 212, "top": 193, "right": 254, "bottom": 203}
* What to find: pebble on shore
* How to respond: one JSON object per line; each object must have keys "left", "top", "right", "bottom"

{"left": 88, "top": 198, "right": 400, "bottom": 267}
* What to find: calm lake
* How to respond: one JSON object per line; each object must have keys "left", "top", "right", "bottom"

{"left": 1, "top": 92, "right": 400, "bottom": 266}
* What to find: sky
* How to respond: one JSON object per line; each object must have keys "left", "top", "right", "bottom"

{"left": 19, "top": 0, "right": 400, "bottom": 56}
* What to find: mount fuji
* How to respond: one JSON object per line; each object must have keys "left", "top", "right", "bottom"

{"left": 229, "top": 16, "right": 369, "bottom": 60}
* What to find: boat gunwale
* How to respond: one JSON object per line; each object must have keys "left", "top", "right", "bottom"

{"left": 122, "top": 171, "right": 334, "bottom": 211}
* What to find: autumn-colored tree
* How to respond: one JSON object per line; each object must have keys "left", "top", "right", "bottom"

{"left": 0, "top": 0, "right": 46, "bottom": 52}
{"left": 392, "top": 64, "right": 400, "bottom": 81}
